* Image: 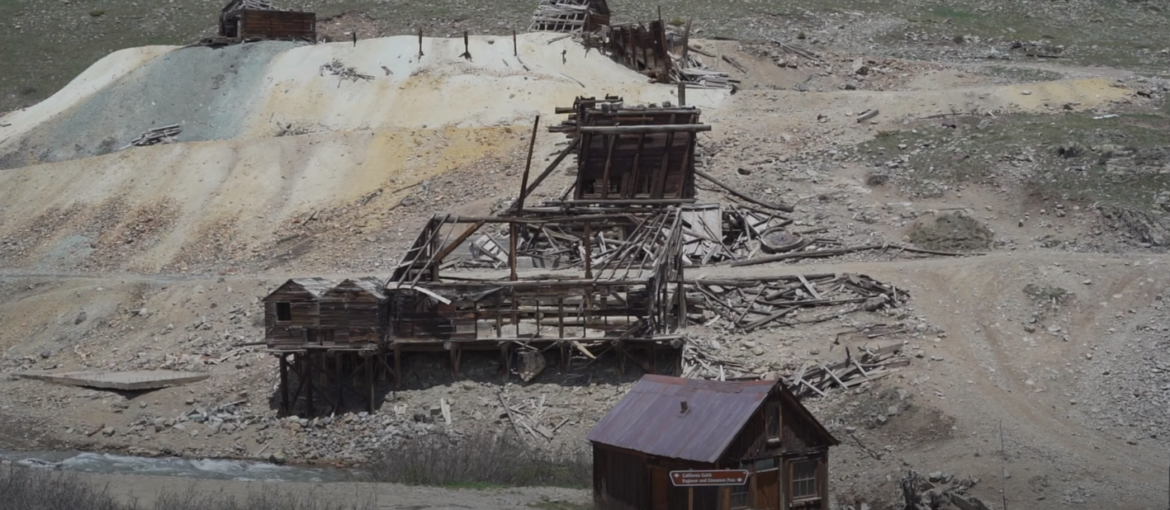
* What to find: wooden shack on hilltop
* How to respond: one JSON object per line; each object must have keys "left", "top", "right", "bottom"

{"left": 219, "top": 0, "right": 316, "bottom": 42}
{"left": 263, "top": 277, "right": 334, "bottom": 348}
{"left": 587, "top": 375, "right": 838, "bottom": 510}
{"left": 529, "top": 0, "right": 611, "bottom": 33}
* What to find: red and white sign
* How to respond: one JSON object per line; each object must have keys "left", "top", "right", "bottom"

{"left": 669, "top": 469, "right": 749, "bottom": 487}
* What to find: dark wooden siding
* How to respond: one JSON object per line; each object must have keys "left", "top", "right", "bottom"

{"left": 264, "top": 286, "right": 321, "bottom": 347}
{"left": 595, "top": 445, "right": 649, "bottom": 510}
{"left": 239, "top": 10, "right": 316, "bottom": 41}
{"left": 320, "top": 281, "right": 387, "bottom": 347}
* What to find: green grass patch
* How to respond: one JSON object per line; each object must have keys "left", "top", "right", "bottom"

{"left": 529, "top": 498, "right": 594, "bottom": 510}
{"left": 854, "top": 111, "right": 1170, "bottom": 210}
{"left": 977, "top": 65, "right": 1064, "bottom": 84}
{"left": 370, "top": 431, "right": 590, "bottom": 489}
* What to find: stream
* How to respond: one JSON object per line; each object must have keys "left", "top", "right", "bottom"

{"left": 0, "top": 450, "right": 368, "bottom": 483}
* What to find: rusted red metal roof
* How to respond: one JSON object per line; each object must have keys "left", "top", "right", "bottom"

{"left": 586, "top": 374, "right": 777, "bottom": 463}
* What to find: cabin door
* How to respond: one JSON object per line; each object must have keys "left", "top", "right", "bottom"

{"left": 649, "top": 466, "right": 669, "bottom": 510}
{"left": 754, "top": 469, "right": 779, "bottom": 510}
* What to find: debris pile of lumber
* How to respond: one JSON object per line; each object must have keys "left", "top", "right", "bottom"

{"left": 119, "top": 124, "right": 181, "bottom": 150}
{"left": 498, "top": 393, "right": 571, "bottom": 442}
{"left": 685, "top": 273, "right": 910, "bottom": 332}
{"left": 680, "top": 336, "right": 748, "bottom": 379}
{"left": 775, "top": 343, "right": 910, "bottom": 399}
{"left": 319, "top": 58, "right": 373, "bottom": 84}
{"left": 730, "top": 242, "right": 982, "bottom": 267}
{"left": 900, "top": 470, "right": 993, "bottom": 510}
{"left": 454, "top": 204, "right": 792, "bottom": 270}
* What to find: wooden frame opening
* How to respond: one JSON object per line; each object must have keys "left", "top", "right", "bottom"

{"left": 276, "top": 302, "right": 292, "bottom": 322}
{"left": 789, "top": 458, "right": 818, "bottom": 502}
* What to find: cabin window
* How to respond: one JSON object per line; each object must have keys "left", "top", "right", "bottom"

{"left": 765, "top": 402, "right": 781, "bottom": 442}
{"left": 753, "top": 458, "right": 777, "bottom": 471}
{"left": 276, "top": 302, "right": 292, "bottom": 322}
{"left": 729, "top": 479, "right": 750, "bottom": 509}
{"left": 791, "top": 459, "right": 818, "bottom": 501}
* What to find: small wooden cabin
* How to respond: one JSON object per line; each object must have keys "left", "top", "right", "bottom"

{"left": 263, "top": 277, "right": 334, "bottom": 349}
{"left": 587, "top": 375, "right": 839, "bottom": 510}
{"left": 319, "top": 277, "right": 388, "bottom": 347}
{"left": 219, "top": 0, "right": 316, "bottom": 42}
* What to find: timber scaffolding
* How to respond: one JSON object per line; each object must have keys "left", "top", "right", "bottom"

{"left": 378, "top": 98, "right": 718, "bottom": 389}
{"left": 262, "top": 96, "right": 925, "bottom": 416}
{"left": 263, "top": 98, "right": 713, "bottom": 416}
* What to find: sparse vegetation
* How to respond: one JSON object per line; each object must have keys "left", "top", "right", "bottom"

{"left": 0, "top": 464, "right": 375, "bottom": 510}
{"left": 855, "top": 112, "right": 1170, "bottom": 210}
{"left": 1023, "top": 283, "right": 1071, "bottom": 305}
{"left": 908, "top": 213, "right": 993, "bottom": 252}
{"left": 369, "top": 431, "right": 590, "bottom": 488}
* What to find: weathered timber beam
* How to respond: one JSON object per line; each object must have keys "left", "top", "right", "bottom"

{"left": 578, "top": 124, "right": 711, "bottom": 134}
{"left": 695, "top": 169, "right": 794, "bottom": 213}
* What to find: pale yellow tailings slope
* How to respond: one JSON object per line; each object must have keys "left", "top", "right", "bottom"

{"left": 0, "top": 33, "right": 718, "bottom": 273}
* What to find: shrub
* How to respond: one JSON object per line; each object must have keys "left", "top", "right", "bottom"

{"left": 0, "top": 464, "right": 374, "bottom": 510}
{"left": 369, "top": 431, "right": 590, "bottom": 488}
{"left": 0, "top": 464, "right": 123, "bottom": 510}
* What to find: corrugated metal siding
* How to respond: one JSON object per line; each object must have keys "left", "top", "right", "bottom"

{"left": 587, "top": 375, "right": 774, "bottom": 463}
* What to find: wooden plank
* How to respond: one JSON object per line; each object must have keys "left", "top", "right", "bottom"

{"left": 16, "top": 370, "right": 209, "bottom": 391}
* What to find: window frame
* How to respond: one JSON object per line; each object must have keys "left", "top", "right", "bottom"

{"left": 728, "top": 477, "right": 750, "bottom": 510}
{"left": 789, "top": 458, "right": 819, "bottom": 502}
{"left": 275, "top": 302, "right": 292, "bottom": 322}
{"left": 765, "top": 402, "right": 782, "bottom": 443}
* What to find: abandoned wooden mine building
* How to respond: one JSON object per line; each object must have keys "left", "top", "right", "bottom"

{"left": 588, "top": 375, "right": 839, "bottom": 510}
{"left": 266, "top": 96, "right": 717, "bottom": 414}
{"left": 264, "top": 277, "right": 384, "bottom": 415}
{"left": 218, "top": 0, "right": 316, "bottom": 42}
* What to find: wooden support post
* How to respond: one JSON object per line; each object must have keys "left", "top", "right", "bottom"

{"left": 336, "top": 354, "right": 345, "bottom": 414}
{"left": 393, "top": 344, "right": 402, "bottom": 389}
{"left": 616, "top": 341, "right": 625, "bottom": 375}
{"left": 449, "top": 343, "right": 461, "bottom": 380}
{"left": 649, "top": 345, "right": 656, "bottom": 374}
{"left": 600, "top": 134, "right": 616, "bottom": 199}
{"left": 558, "top": 297, "right": 565, "bottom": 338}
{"left": 500, "top": 343, "right": 511, "bottom": 380}
{"left": 583, "top": 221, "right": 593, "bottom": 279}
{"left": 305, "top": 352, "right": 315, "bottom": 416}
{"left": 365, "top": 353, "right": 375, "bottom": 414}
{"left": 512, "top": 29, "right": 518, "bottom": 57}
{"left": 279, "top": 354, "right": 290, "bottom": 416}
{"left": 461, "top": 31, "right": 471, "bottom": 60}
{"left": 509, "top": 222, "right": 519, "bottom": 281}
{"left": 417, "top": 27, "right": 424, "bottom": 59}
{"left": 678, "top": 18, "right": 692, "bottom": 107}
{"left": 515, "top": 115, "right": 541, "bottom": 212}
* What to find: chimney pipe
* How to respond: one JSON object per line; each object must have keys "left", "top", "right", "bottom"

{"left": 680, "top": 401, "right": 689, "bottom": 413}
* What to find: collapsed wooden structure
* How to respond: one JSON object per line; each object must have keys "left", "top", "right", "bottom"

{"left": 213, "top": 0, "right": 316, "bottom": 44}
{"left": 529, "top": 0, "right": 611, "bottom": 33}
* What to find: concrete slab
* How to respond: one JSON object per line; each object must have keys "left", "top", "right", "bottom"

{"left": 16, "top": 370, "right": 209, "bottom": 391}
